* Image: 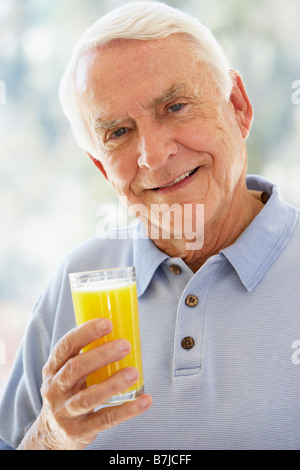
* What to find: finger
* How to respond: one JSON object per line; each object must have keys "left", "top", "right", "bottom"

{"left": 43, "top": 318, "right": 113, "bottom": 377}
{"left": 53, "top": 338, "right": 132, "bottom": 393}
{"left": 87, "top": 393, "right": 152, "bottom": 433}
{"left": 65, "top": 367, "right": 140, "bottom": 417}
{"left": 51, "top": 392, "right": 152, "bottom": 448}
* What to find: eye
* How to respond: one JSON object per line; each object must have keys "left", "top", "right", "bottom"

{"left": 167, "top": 103, "right": 186, "bottom": 113}
{"left": 110, "top": 127, "right": 128, "bottom": 139}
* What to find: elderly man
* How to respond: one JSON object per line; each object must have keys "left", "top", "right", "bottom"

{"left": 1, "top": 2, "right": 300, "bottom": 450}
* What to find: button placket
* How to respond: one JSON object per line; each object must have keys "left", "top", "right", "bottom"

{"left": 173, "top": 255, "right": 225, "bottom": 377}
{"left": 173, "top": 293, "right": 201, "bottom": 376}
{"left": 174, "top": 284, "right": 204, "bottom": 376}
{"left": 178, "top": 294, "right": 199, "bottom": 351}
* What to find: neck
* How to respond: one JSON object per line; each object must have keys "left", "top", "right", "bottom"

{"left": 149, "top": 186, "right": 263, "bottom": 273}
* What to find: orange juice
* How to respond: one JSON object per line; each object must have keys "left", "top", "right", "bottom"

{"left": 69, "top": 268, "right": 144, "bottom": 403}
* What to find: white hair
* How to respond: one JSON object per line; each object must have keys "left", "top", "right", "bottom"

{"left": 58, "top": 1, "right": 233, "bottom": 156}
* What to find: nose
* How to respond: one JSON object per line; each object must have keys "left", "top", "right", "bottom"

{"left": 137, "top": 121, "right": 178, "bottom": 170}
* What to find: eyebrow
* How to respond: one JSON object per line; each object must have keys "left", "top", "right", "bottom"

{"left": 93, "top": 80, "right": 190, "bottom": 133}
{"left": 149, "top": 81, "right": 189, "bottom": 107}
{"left": 93, "top": 117, "right": 124, "bottom": 134}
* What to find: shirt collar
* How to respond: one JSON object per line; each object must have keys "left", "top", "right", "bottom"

{"left": 220, "top": 175, "right": 298, "bottom": 291}
{"left": 133, "top": 222, "right": 169, "bottom": 297}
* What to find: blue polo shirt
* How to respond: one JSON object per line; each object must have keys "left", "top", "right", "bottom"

{"left": 1, "top": 174, "right": 300, "bottom": 450}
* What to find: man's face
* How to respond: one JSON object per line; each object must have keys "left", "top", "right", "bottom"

{"left": 76, "top": 35, "right": 251, "bottom": 235}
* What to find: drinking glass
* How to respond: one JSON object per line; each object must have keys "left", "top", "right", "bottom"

{"left": 69, "top": 267, "right": 144, "bottom": 404}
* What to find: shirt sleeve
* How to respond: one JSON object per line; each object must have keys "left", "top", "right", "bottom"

{"left": 0, "top": 294, "right": 52, "bottom": 449}
{"left": 0, "top": 438, "right": 14, "bottom": 450}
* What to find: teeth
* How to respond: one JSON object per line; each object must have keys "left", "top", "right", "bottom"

{"left": 158, "top": 168, "right": 197, "bottom": 189}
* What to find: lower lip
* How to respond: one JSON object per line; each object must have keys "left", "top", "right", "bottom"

{"left": 154, "top": 167, "right": 200, "bottom": 194}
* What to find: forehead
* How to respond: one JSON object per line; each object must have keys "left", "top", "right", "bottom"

{"left": 75, "top": 35, "right": 210, "bottom": 120}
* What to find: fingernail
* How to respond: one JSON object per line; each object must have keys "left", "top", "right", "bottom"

{"left": 139, "top": 394, "right": 152, "bottom": 409}
{"left": 114, "top": 339, "right": 131, "bottom": 352}
{"left": 125, "top": 368, "right": 139, "bottom": 382}
{"left": 96, "top": 318, "right": 111, "bottom": 333}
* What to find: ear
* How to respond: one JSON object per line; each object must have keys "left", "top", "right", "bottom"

{"left": 229, "top": 70, "right": 253, "bottom": 139}
{"left": 87, "top": 153, "right": 108, "bottom": 180}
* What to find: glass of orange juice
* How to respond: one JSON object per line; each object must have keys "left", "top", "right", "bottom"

{"left": 69, "top": 266, "right": 144, "bottom": 404}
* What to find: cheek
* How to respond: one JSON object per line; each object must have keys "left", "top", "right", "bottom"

{"left": 179, "top": 110, "right": 242, "bottom": 159}
{"left": 177, "top": 116, "right": 245, "bottom": 194}
{"left": 175, "top": 108, "right": 226, "bottom": 149}
{"left": 177, "top": 120, "right": 225, "bottom": 159}
{"left": 105, "top": 157, "right": 138, "bottom": 195}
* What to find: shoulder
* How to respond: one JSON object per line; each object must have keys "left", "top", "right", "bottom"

{"left": 59, "top": 224, "right": 138, "bottom": 275}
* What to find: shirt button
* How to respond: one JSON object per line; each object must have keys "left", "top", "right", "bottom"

{"left": 181, "top": 336, "right": 195, "bottom": 349}
{"left": 185, "top": 294, "right": 198, "bottom": 307}
{"left": 169, "top": 264, "right": 181, "bottom": 275}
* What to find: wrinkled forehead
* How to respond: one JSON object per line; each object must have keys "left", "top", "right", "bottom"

{"left": 74, "top": 35, "right": 210, "bottom": 97}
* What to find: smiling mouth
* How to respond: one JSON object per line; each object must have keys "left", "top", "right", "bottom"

{"left": 153, "top": 167, "right": 200, "bottom": 190}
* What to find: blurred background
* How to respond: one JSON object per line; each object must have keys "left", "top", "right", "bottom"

{"left": 1, "top": 0, "right": 300, "bottom": 397}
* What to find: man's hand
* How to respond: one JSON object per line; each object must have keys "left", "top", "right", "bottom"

{"left": 17, "top": 318, "right": 152, "bottom": 450}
